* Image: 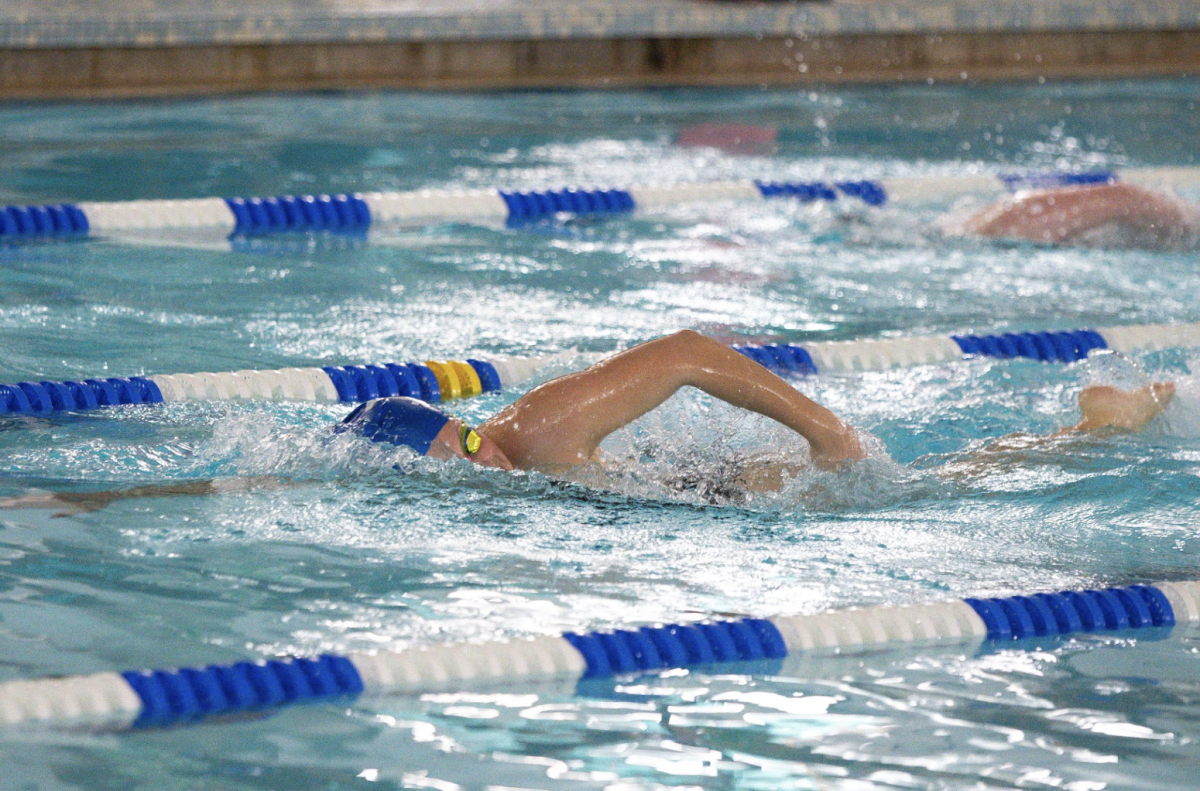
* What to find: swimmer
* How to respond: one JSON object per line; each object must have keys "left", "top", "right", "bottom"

{"left": 0, "top": 331, "right": 1176, "bottom": 514}
{"left": 961, "top": 182, "right": 1200, "bottom": 250}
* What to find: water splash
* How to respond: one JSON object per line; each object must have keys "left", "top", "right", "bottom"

{"left": 1158, "top": 367, "right": 1200, "bottom": 439}
{"left": 558, "top": 391, "right": 935, "bottom": 513}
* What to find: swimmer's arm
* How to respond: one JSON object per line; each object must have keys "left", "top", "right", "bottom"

{"left": 481, "top": 330, "right": 863, "bottom": 471}
{"left": 963, "top": 183, "right": 1199, "bottom": 245}
{"left": 1047, "top": 382, "right": 1176, "bottom": 436}
{"left": 0, "top": 476, "right": 287, "bottom": 517}
{"left": 940, "top": 383, "right": 1174, "bottom": 477}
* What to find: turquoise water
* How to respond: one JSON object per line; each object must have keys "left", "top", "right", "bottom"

{"left": 1, "top": 82, "right": 1200, "bottom": 790}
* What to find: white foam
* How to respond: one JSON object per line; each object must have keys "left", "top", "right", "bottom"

{"left": 559, "top": 391, "right": 928, "bottom": 513}
{"left": 1081, "top": 349, "right": 1154, "bottom": 391}
{"left": 1158, "top": 371, "right": 1200, "bottom": 438}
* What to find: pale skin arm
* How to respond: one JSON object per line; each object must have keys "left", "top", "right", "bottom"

{"left": 0, "top": 476, "right": 287, "bottom": 517}
{"left": 1060, "top": 382, "right": 1175, "bottom": 434}
{"left": 963, "top": 183, "right": 1200, "bottom": 247}
{"left": 940, "top": 382, "right": 1175, "bottom": 477}
{"left": 477, "top": 329, "right": 864, "bottom": 472}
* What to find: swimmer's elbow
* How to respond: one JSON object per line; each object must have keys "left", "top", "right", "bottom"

{"left": 663, "top": 328, "right": 706, "bottom": 349}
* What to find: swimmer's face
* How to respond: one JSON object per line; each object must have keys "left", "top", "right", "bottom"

{"left": 425, "top": 419, "right": 514, "bottom": 471}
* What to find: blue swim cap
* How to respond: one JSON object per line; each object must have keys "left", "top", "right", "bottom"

{"left": 338, "top": 397, "right": 451, "bottom": 455}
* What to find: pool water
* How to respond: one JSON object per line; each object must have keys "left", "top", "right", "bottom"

{"left": 1, "top": 81, "right": 1200, "bottom": 790}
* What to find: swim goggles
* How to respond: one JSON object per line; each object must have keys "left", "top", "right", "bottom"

{"left": 459, "top": 423, "right": 483, "bottom": 457}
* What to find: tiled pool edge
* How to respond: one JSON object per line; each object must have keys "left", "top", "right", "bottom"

{"left": 0, "top": 0, "right": 1198, "bottom": 98}
{"left": 1, "top": 30, "right": 1197, "bottom": 99}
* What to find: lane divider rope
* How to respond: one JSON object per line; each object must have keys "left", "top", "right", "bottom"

{"left": 3, "top": 167, "right": 1197, "bottom": 241}
{"left": 0, "top": 579, "right": 1194, "bottom": 730}
{"left": 0, "top": 356, "right": 526, "bottom": 416}
{"left": 2, "top": 321, "right": 1197, "bottom": 416}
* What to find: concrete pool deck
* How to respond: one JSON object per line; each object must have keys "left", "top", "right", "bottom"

{"left": 1, "top": 0, "right": 1198, "bottom": 98}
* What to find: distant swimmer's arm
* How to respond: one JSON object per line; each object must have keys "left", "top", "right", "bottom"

{"left": 0, "top": 476, "right": 287, "bottom": 517}
{"left": 962, "top": 183, "right": 1200, "bottom": 247}
{"left": 479, "top": 329, "right": 864, "bottom": 471}
{"left": 994, "top": 382, "right": 1174, "bottom": 449}
{"left": 1056, "top": 382, "right": 1175, "bottom": 435}
{"left": 941, "top": 382, "right": 1175, "bottom": 476}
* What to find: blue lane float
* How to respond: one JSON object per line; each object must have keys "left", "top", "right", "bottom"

{"left": 754, "top": 179, "right": 888, "bottom": 206}
{"left": 225, "top": 194, "right": 371, "bottom": 236}
{"left": 2, "top": 166, "right": 1188, "bottom": 241}
{"left": 964, "top": 584, "right": 1173, "bottom": 640}
{"left": 121, "top": 655, "right": 364, "bottom": 728}
{"left": 563, "top": 617, "right": 788, "bottom": 678}
{"left": 0, "top": 377, "right": 162, "bottom": 415}
{"left": 499, "top": 187, "right": 636, "bottom": 223}
{"left": 733, "top": 343, "right": 818, "bottom": 375}
{"left": 950, "top": 329, "right": 1107, "bottom": 364}
{"left": 0, "top": 203, "right": 89, "bottom": 239}
{"left": 1, "top": 578, "right": 1196, "bottom": 730}
{"left": 997, "top": 171, "right": 1116, "bottom": 192}
{"left": 3, "top": 321, "right": 1199, "bottom": 416}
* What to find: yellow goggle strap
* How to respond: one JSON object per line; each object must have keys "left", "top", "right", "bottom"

{"left": 459, "top": 423, "right": 482, "bottom": 456}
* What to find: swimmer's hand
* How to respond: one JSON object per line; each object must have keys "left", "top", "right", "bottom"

{"left": 939, "top": 382, "right": 1175, "bottom": 481}
{"left": 1064, "top": 382, "right": 1175, "bottom": 434}
{"left": 809, "top": 427, "right": 865, "bottom": 471}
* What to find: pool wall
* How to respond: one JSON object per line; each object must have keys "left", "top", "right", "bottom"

{"left": 1, "top": 0, "right": 1198, "bottom": 98}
